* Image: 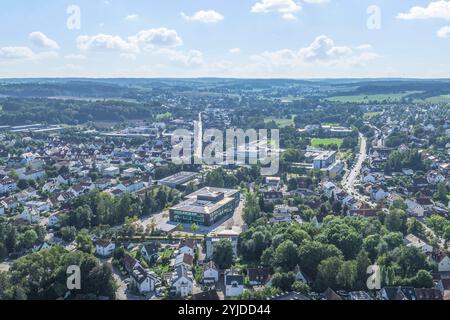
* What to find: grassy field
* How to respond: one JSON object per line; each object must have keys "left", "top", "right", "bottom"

{"left": 326, "top": 91, "right": 421, "bottom": 103}
{"left": 423, "top": 94, "right": 450, "bottom": 103}
{"left": 264, "top": 116, "right": 295, "bottom": 128}
{"left": 311, "top": 138, "right": 343, "bottom": 148}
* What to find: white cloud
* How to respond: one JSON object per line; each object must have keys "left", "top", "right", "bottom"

{"left": 0, "top": 46, "right": 58, "bottom": 62}
{"left": 29, "top": 31, "right": 60, "bottom": 50}
{"left": 181, "top": 10, "right": 224, "bottom": 23}
{"left": 125, "top": 14, "right": 139, "bottom": 21}
{"left": 355, "top": 44, "right": 373, "bottom": 51}
{"left": 76, "top": 28, "right": 183, "bottom": 59}
{"left": 129, "top": 28, "right": 183, "bottom": 49}
{"left": 77, "top": 34, "right": 140, "bottom": 53}
{"left": 0, "top": 46, "right": 35, "bottom": 60}
{"left": 303, "top": 0, "right": 330, "bottom": 4}
{"left": 298, "top": 35, "right": 352, "bottom": 62}
{"left": 158, "top": 49, "right": 205, "bottom": 67}
{"left": 229, "top": 48, "right": 241, "bottom": 54}
{"left": 251, "top": 35, "right": 378, "bottom": 68}
{"left": 64, "top": 54, "right": 86, "bottom": 60}
{"left": 437, "top": 25, "right": 450, "bottom": 37}
{"left": 251, "top": 0, "right": 302, "bottom": 19}
{"left": 397, "top": 1, "right": 450, "bottom": 20}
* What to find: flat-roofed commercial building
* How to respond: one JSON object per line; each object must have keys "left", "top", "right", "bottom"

{"left": 169, "top": 187, "right": 240, "bottom": 226}
{"left": 158, "top": 171, "right": 198, "bottom": 189}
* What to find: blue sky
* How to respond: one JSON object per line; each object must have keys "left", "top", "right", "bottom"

{"left": 0, "top": 0, "right": 450, "bottom": 78}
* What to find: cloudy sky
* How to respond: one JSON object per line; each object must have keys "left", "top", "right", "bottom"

{"left": 0, "top": 0, "right": 450, "bottom": 78}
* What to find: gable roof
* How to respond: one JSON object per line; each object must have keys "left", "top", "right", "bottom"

{"left": 323, "top": 287, "right": 342, "bottom": 300}
{"left": 247, "top": 267, "right": 271, "bottom": 284}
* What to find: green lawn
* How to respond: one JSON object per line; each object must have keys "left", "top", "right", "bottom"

{"left": 423, "top": 94, "right": 450, "bottom": 103}
{"left": 264, "top": 116, "right": 295, "bottom": 128}
{"left": 326, "top": 91, "right": 422, "bottom": 103}
{"left": 311, "top": 138, "right": 344, "bottom": 148}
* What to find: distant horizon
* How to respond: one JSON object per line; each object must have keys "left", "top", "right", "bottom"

{"left": 1, "top": 77, "right": 450, "bottom": 81}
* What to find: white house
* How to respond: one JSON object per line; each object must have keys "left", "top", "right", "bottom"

{"left": 19, "top": 208, "right": 40, "bottom": 224}
{"left": 178, "top": 239, "right": 195, "bottom": 257}
{"left": 103, "top": 166, "right": 120, "bottom": 177}
{"left": 370, "top": 186, "right": 389, "bottom": 202}
{"left": 123, "top": 168, "right": 141, "bottom": 178}
{"left": 438, "top": 256, "right": 450, "bottom": 273}
{"left": 203, "top": 261, "right": 219, "bottom": 284}
{"left": 116, "top": 179, "right": 144, "bottom": 193}
{"left": 0, "top": 178, "right": 17, "bottom": 194}
{"left": 427, "top": 171, "right": 445, "bottom": 185}
{"left": 171, "top": 265, "right": 194, "bottom": 297}
{"left": 48, "top": 213, "right": 61, "bottom": 227}
{"left": 95, "top": 239, "right": 116, "bottom": 257}
{"left": 405, "top": 199, "right": 425, "bottom": 217}
{"left": 174, "top": 253, "right": 194, "bottom": 270}
{"left": 323, "top": 181, "right": 337, "bottom": 199}
{"left": 224, "top": 270, "right": 244, "bottom": 297}
{"left": 404, "top": 234, "right": 433, "bottom": 254}
{"left": 18, "top": 169, "right": 45, "bottom": 181}
{"left": 130, "top": 265, "right": 160, "bottom": 294}
{"left": 32, "top": 242, "right": 51, "bottom": 253}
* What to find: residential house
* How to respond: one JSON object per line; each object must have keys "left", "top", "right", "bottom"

{"left": 95, "top": 178, "right": 112, "bottom": 190}
{"left": 414, "top": 288, "right": 443, "bottom": 300}
{"left": 404, "top": 234, "right": 433, "bottom": 254}
{"left": 370, "top": 185, "right": 389, "bottom": 202}
{"left": 178, "top": 239, "right": 195, "bottom": 257}
{"left": 48, "top": 212, "right": 61, "bottom": 227}
{"left": 171, "top": 265, "right": 194, "bottom": 297}
{"left": 19, "top": 208, "right": 40, "bottom": 224}
{"left": 203, "top": 261, "right": 219, "bottom": 284}
{"left": 438, "top": 256, "right": 450, "bottom": 273}
{"left": 380, "top": 287, "right": 417, "bottom": 300}
{"left": 103, "top": 166, "right": 120, "bottom": 177}
{"left": 206, "top": 229, "right": 239, "bottom": 259}
{"left": 261, "top": 190, "right": 283, "bottom": 204}
{"left": 323, "top": 181, "right": 337, "bottom": 199}
{"left": 427, "top": 171, "right": 445, "bottom": 185}
{"left": 248, "top": 267, "right": 271, "bottom": 286}
{"left": 1, "top": 196, "right": 18, "bottom": 210}
{"left": 116, "top": 179, "right": 144, "bottom": 193}
{"left": 18, "top": 169, "right": 45, "bottom": 181}
{"left": 437, "top": 279, "right": 450, "bottom": 300}
{"left": 405, "top": 199, "right": 425, "bottom": 217}
{"left": 174, "top": 253, "right": 194, "bottom": 270}
{"left": 294, "top": 265, "right": 311, "bottom": 284}
{"left": 224, "top": 270, "right": 244, "bottom": 297}
{"left": 32, "top": 242, "right": 51, "bottom": 253}
{"left": 95, "top": 239, "right": 116, "bottom": 257}
{"left": 0, "top": 177, "right": 17, "bottom": 194}
{"left": 140, "top": 242, "right": 159, "bottom": 263}
{"left": 130, "top": 265, "right": 160, "bottom": 294}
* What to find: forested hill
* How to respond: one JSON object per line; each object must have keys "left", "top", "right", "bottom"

{"left": 0, "top": 98, "right": 161, "bottom": 125}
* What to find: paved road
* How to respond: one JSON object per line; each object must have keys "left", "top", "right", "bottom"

{"left": 342, "top": 133, "right": 366, "bottom": 192}
{"left": 341, "top": 134, "right": 375, "bottom": 206}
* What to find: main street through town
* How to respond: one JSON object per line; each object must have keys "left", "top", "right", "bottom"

{"left": 341, "top": 133, "right": 376, "bottom": 207}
